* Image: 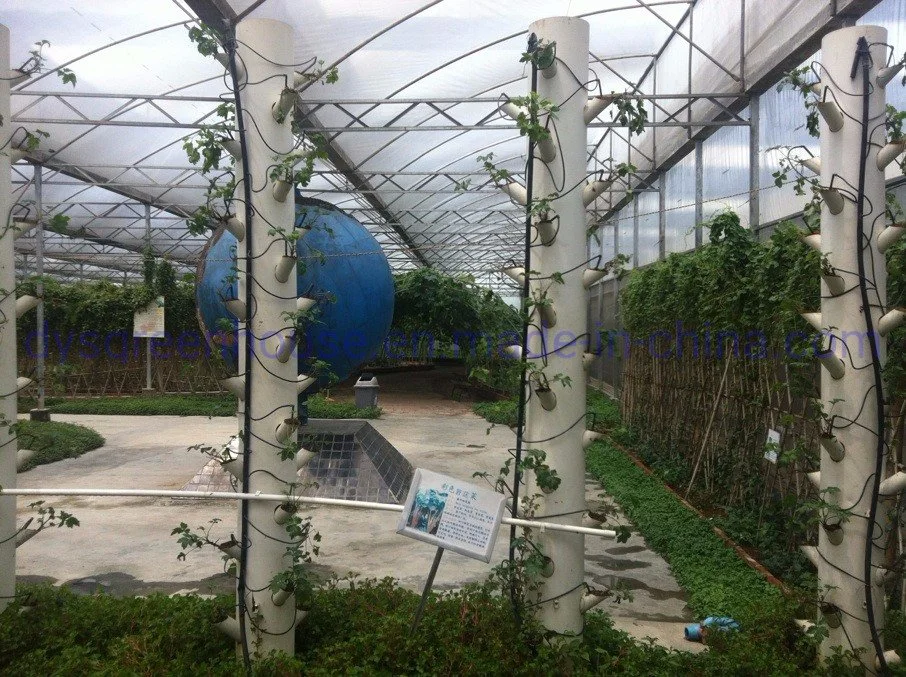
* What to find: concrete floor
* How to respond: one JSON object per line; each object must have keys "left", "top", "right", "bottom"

{"left": 14, "top": 410, "right": 702, "bottom": 653}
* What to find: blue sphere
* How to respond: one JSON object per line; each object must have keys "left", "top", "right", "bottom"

{"left": 195, "top": 196, "right": 394, "bottom": 387}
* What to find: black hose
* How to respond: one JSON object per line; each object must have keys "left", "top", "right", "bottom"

{"left": 225, "top": 29, "right": 254, "bottom": 675}
{"left": 852, "top": 35, "right": 887, "bottom": 674}
{"left": 508, "top": 36, "right": 538, "bottom": 624}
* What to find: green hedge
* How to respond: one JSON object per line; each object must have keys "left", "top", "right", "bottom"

{"left": 619, "top": 211, "right": 906, "bottom": 398}
{"left": 0, "top": 582, "right": 839, "bottom": 675}
{"left": 473, "top": 388, "right": 620, "bottom": 431}
{"left": 16, "top": 420, "right": 105, "bottom": 471}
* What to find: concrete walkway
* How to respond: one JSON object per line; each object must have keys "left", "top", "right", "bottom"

{"left": 14, "top": 411, "right": 701, "bottom": 653}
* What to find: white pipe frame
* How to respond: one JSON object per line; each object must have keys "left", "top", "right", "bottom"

{"left": 0, "top": 24, "right": 16, "bottom": 614}
{"left": 0, "top": 487, "right": 618, "bottom": 539}
{"left": 812, "top": 25, "right": 892, "bottom": 667}
{"left": 523, "top": 16, "right": 590, "bottom": 637}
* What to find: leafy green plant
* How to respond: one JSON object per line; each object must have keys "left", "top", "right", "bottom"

{"left": 476, "top": 152, "right": 512, "bottom": 186}
{"left": 611, "top": 95, "right": 648, "bottom": 136}
{"left": 16, "top": 40, "right": 76, "bottom": 86}
{"left": 520, "top": 37, "right": 556, "bottom": 70}
{"left": 187, "top": 24, "right": 222, "bottom": 58}
{"left": 505, "top": 92, "right": 560, "bottom": 144}
{"left": 587, "top": 437, "right": 784, "bottom": 621}
{"left": 269, "top": 146, "right": 327, "bottom": 187}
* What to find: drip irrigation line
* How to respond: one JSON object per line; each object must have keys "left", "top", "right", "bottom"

{"left": 225, "top": 27, "right": 254, "bottom": 674}
{"left": 507, "top": 45, "right": 537, "bottom": 628}
{"left": 852, "top": 37, "right": 887, "bottom": 672}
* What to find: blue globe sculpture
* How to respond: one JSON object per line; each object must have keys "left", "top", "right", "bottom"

{"left": 195, "top": 196, "right": 394, "bottom": 388}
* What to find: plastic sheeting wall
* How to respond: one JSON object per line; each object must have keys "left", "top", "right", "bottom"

{"left": 665, "top": 152, "right": 697, "bottom": 253}
{"left": 702, "top": 123, "right": 750, "bottom": 230}
{"left": 590, "top": 0, "right": 906, "bottom": 393}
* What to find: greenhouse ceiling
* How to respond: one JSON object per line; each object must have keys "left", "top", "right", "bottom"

{"left": 3, "top": 0, "right": 880, "bottom": 289}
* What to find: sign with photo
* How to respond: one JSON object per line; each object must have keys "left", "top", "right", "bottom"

{"left": 397, "top": 468, "right": 506, "bottom": 563}
{"left": 764, "top": 428, "right": 781, "bottom": 464}
{"left": 133, "top": 296, "right": 166, "bottom": 338}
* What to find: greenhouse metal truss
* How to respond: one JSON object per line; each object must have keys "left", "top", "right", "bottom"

{"left": 3, "top": 0, "right": 871, "bottom": 292}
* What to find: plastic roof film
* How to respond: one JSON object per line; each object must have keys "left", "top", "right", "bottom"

{"left": 2, "top": 0, "right": 871, "bottom": 290}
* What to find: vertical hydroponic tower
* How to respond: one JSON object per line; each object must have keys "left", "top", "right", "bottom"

{"left": 523, "top": 16, "right": 591, "bottom": 636}
{"left": 807, "top": 24, "right": 902, "bottom": 669}
{"left": 217, "top": 18, "right": 304, "bottom": 657}
{"left": 0, "top": 24, "right": 15, "bottom": 615}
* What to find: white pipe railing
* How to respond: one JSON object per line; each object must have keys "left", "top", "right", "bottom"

{"left": 1, "top": 487, "right": 618, "bottom": 539}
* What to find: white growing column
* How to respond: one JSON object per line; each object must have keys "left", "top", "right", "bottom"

{"left": 810, "top": 25, "right": 892, "bottom": 667}
{"left": 0, "top": 24, "right": 14, "bottom": 614}
{"left": 225, "top": 19, "right": 300, "bottom": 657}
{"left": 524, "top": 16, "right": 590, "bottom": 636}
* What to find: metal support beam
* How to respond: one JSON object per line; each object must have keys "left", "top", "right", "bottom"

{"left": 694, "top": 140, "right": 703, "bottom": 247}
{"left": 295, "top": 105, "right": 430, "bottom": 267}
{"left": 748, "top": 94, "right": 760, "bottom": 232}
{"left": 144, "top": 203, "right": 153, "bottom": 392}
{"left": 658, "top": 176, "right": 666, "bottom": 260}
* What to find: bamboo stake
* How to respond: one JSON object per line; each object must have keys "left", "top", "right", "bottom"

{"left": 684, "top": 350, "right": 732, "bottom": 500}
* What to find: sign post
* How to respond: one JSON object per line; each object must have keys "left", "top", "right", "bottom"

{"left": 397, "top": 469, "right": 507, "bottom": 630}
{"left": 133, "top": 295, "right": 165, "bottom": 392}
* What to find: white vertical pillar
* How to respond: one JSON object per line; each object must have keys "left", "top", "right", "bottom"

{"left": 231, "top": 18, "right": 299, "bottom": 656}
{"left": 814, "top": 25, "right": 888, "bottom": 667}
{"left": 33, "top": 164, "right": 44, "bottom": 411}
{"left": 525, "top": 16, "right": 589, "bottom": 637}
{"left": 0, "top": 24, "right": 16, "bottom": 613}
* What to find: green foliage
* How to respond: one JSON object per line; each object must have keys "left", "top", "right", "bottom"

{"left": 187, "top": 24, "right": 222, "bottom": 58}
{"left": 520, "top": 37, "right": 555, "bottom": 70}
{"left": 17, "top": 40, "right": 77, "bottom": 87}
{"left": 0, "top": 586, "right": 235, "bottom": 675}
{"left": 476, "top": 151, "right": 512, "bottom": 185}
{"left": 392, "top": 267, "right": 519, "bottom": 345}
{"left": 620, "top": 211, "right": 821, "bottom": 351}
{"left": 473, "top": 398, "right": 519, "bottom": 427}
{"left": 473, "top": 388, "right": 619, "bottom": 431}
{"left": 0, "top": 558, "right": 834, "bottom": 674}
{"left": 611, "top": 96, "right": 648, "bottom": 136}
{"left": 505, "top": 91, "right": 560, "bottom": 144}
{"left": 17, "top": 393, "right": 380, "bottom": 419}
{"left": 14, "top": 420, "right": 105, "bottom": 471}
{"left": 17, "top": 277, "right": 198, "bottom": 347}
{"left": 306, "top": 396, "right": 381, "bottom": 420}
{"left": 586, "top": 438, "right": 783, "bottom": 622}
{"left": 776, "top": 66, "right": 820, "bottom": 137}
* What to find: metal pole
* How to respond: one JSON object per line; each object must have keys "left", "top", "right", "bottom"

{"left": 143, "top": 203, "right": 152, "bottom": 392}
{"left": 811, "top": 25, "right": 891, "bottom": 669}
{"left": 658, "top": 176, "right": 667, "bottom": 260}
{"left": 411, "top": 547, "right": 444, "bottom": 632}
{"left": 694, "top": 140, "right": 703, "bottom": 247}
{"left": 632, "top": 194, "right": 639, "bottom": 266}
{"left": 748, "top": 94, "right": 760, "bottom": 233}
{"left": 0, "top": 23, "right": 15, "bottom": 614}
{"left": 32, "top": 165, "right": 45, "bottom": 417}
{"left": 525, "top": 16, "right": 590, "bottom": 637}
